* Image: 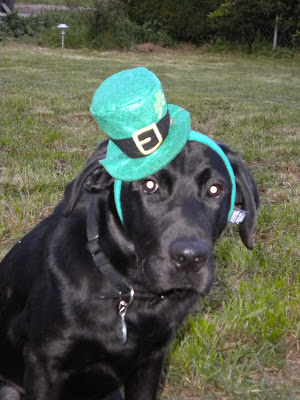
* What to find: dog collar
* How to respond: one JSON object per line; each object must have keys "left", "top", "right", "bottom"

{"left": 114, "top": 131, "right": 236, "bottom": 226}
{"left": 86, "top": 197, "right": 166, "bottom": 343}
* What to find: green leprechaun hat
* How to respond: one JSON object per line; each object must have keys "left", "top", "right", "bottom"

{"left": 91, "top": 67, "right": 236, "bottom": 225}
{"left": 90, "top": 67, "right": 191, "bottom": 181}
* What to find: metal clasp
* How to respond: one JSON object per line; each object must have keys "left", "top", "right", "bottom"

{"left": 118, "top": 286, "right": 134, "bottom": 344}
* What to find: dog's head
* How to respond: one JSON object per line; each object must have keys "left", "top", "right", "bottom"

{"left": 64, "top": 139, "right": 259, "bottom": 297}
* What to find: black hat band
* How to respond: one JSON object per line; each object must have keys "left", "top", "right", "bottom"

{"left": 110, "top": 112, "right": 170, "bottom": 159}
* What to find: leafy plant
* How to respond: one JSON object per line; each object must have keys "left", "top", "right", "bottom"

{"left": 0, "top": 12, "right": 44, "bottom": 39}
{"left": 86, "top": 0, "right": 172, "bottom": 49}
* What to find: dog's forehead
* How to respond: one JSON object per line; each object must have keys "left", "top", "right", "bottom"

{"left": 161, "top": 141, "right": 230, "bottom": 179}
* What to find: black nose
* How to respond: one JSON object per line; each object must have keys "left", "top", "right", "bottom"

{"left": 169, "top": 239, "right": 209, "bottom": 270}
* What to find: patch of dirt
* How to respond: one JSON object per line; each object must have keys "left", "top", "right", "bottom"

{"left": 136, "top": 42, "right": 166, "bottom": 53}
{"left": 285, "top": 336, "right": 300, "bottom": 389}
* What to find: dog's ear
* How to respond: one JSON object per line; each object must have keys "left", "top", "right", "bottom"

{"left": 218, "top": 143, "right": 260, "bottom": 249}
{"left": 63, "top": 140, "right": 113, "bottom": 216}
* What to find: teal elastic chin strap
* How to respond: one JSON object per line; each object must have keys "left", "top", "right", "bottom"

{"left": 114, "top": 131, "right": 236, "bottom": 226}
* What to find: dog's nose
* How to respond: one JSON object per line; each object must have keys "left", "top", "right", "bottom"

{"left": 169, "top": 239, "right": 208, "bottom": 270}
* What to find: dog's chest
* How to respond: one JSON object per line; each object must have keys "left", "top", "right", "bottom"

{"left": 63, "top": 299, "right": 173, "bottom": 360}
{"left": 59, "top": 313, "right": 172, "bottom": 399}
{"left": 57, "top": 292, "right": 194, "bottom": 399}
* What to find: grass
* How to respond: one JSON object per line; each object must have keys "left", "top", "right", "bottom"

{"left": 1, "top": 42, "right": 300, "bottom": 399}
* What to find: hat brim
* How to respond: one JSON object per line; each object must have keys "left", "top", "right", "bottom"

{"left": 100, "top": 104, "right": 191, "bottom": 181}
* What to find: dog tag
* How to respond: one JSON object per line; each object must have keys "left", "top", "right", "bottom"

{"left": 229, "top": 207, "right": 249, "bottom": 224}
{"left": 117, "top": 287, "right": 134, "bottom": 344}
{"left": 118, "top": 300, "right": 128, "bottom": 344}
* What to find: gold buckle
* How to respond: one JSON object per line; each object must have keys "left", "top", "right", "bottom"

{"left": 132, "top": 123, "right": 163, "bottom": 156}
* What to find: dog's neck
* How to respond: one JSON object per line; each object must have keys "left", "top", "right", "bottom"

{"left": 86, "top": 197, "right": 164, "bottom": 299}
{"left": 86, "top": 196, "right": 166, "bottom": 343}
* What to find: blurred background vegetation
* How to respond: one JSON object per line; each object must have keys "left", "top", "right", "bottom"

{"left": 1, "top": 0, "right": 299, "bottom": 53}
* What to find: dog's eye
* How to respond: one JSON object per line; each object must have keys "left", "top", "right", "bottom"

{"left": 141, "top": 180, "right": 159, "bottom": 194}
{"left": 208, "top": 184, "right": 223, "bottom": 198}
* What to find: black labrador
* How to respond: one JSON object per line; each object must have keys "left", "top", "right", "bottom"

{"left": 0, "top": 139, "right": 259, "bottom": 400}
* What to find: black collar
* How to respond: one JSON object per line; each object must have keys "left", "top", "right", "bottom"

{"left": 86, "top": 197, "right": 166, "bottom": 343}
{"left": 86, "top": 197, "right": 163, "bottom": 302}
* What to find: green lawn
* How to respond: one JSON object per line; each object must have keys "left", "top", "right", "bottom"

{"left": 1, "top": 42, "right": 299, "bottom": 399}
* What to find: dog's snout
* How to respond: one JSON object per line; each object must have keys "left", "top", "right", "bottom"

{"left": 169, "top": 239, "right": 208, "bottom": 270}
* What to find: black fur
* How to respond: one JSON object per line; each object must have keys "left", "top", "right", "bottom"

{"left": 0, "top": 140, "right": 259, "bottom": 400}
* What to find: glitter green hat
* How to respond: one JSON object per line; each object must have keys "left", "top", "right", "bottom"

{"left": 91, "top": 67, "right": 236, "bottom": 225}
{"left": 90, "top": 67, "right": 191, "bottom": 181}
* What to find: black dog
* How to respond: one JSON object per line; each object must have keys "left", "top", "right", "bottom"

{"left": 0, "top": 139, "right": 259, "bottom": 400}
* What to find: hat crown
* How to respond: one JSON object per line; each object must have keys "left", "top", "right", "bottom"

{"left": 90, "top": 67, "right": 191, "bottom": 182}
{"left": 90, "top": 67, "right": 168, "bottom": 140}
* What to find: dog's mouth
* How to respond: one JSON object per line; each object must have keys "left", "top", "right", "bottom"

{"left": 155, "top": 283, "right": 213, "bottom": 298}
{"left": 155, "top": 287, "right": 196, "bottom": 298}
{"left": 136, "top": 256, "right": 215, "bottom": 299}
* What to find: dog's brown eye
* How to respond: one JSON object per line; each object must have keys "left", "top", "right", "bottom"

{"left": 142, "top": 180, "right": 159, "bottom": 194}
{"left": 208, "top": 184, "right": 223, "bottom": 198}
